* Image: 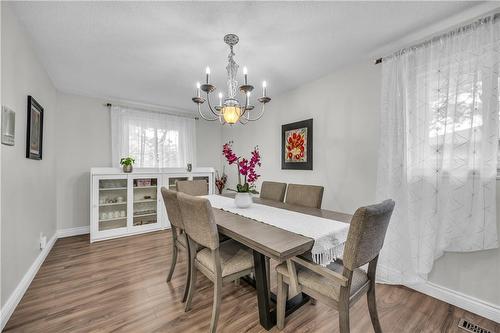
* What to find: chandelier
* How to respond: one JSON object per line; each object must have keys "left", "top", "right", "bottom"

{"left": 192, "top": 34, "right": 271, "bottom": 125}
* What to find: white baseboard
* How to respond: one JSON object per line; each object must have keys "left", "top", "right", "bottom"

{"left": 57, "top": 226, "right": 90, "bottom": 238}
{"left": 0, "top": 233, "right": 57, "bottom": 331}
{"left": 377, "top": 264, "right": 500, "bottom": 323}
{"left": 410, "top": 281, "right": 500, "bottom": 324}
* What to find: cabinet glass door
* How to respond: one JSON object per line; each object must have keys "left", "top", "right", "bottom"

{"left": 132, "top": 177, "right": 158, "bottom": 227}
{"left": 193, "top": 176, "right": 210, "bottom": 193}
{"left": 168, "top": 177, "right": 189, "bottom": 191}
{"left": 98, "top": 179, "right": 128, "bottom": 231}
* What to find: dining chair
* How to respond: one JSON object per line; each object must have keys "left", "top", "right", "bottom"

{"left": 285, "top": 183, "right": 324, "bottom": 208}
{"left": 260, "top": 181, "right": 287, "bottom": 202}
{"left": 177, "top": 192, "right": 254, "bottom": 333}
{"left": 161, "top": 187, "right": 191, "bottom": 303}
{"left": 275, "top": 199, "right": 395, "bottom": 332}
{"left": 176, "top": 179, "right": 208, "bottom": 196}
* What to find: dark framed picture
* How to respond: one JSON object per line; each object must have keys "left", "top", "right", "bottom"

{"left": 26, "top": 96, "right": 44, "bottom": 160}
{"left": 2, "top": 106, "right": 15, "bottom": 146}
{"left": 281, "top": 118, "right": 313, "bottom": 170}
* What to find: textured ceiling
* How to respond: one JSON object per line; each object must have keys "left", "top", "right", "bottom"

{"left": 8, "top": 1, "right": 480, "bottom": 113}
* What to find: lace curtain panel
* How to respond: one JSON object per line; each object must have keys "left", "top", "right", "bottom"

{"left": 111, "top": 106, "right": 196, "bottom": 168}
{"left": 376, "top": 15, "right": 500, "bottom": 284}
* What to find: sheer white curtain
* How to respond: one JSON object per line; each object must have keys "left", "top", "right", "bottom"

{"left": 111, "top": 106, "right": 196, "bottom": 168}
{"left": 377, "top": 15, "right": 500, "bottom": 284}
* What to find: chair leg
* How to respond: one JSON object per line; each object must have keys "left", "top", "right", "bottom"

{"left": 166, "top": 243, "right": 178, "bottom": 282}
{"left": 181, "top": 244, "right": 191, "bottom": 303}
{"left": 184, "top": 247, "right": 197, "bottom": 312}
{"left": 209, "top": 276, "right": 222, "bottom": 333}
{"left": 367, "top": 283, "right": 382, "bottom": 333}
{"left": 339, "top": 303, "right": 350, "bottom": 333}
{"left": 276, "top": 273, "right": 287, "bottom": 330}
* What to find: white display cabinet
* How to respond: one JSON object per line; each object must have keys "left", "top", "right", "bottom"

{"left": 90, "top": 167, "right": 214, "bottom": 242}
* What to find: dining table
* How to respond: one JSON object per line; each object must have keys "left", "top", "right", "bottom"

{"left": 212, "top": 194, "right": 353, "bottom": 330}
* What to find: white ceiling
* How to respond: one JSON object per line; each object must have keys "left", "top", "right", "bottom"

{"left": 8, "top": 1, "right": 482, "bottom": 113}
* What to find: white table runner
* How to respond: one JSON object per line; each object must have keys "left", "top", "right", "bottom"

{"left": 205, "top": 195, "right": 350, "bottom": 265}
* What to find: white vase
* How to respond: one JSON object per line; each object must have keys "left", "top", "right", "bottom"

{"left": 234, "top": 192, "right": 253, "bottom": 208}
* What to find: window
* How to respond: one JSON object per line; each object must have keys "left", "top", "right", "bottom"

{"left": 111, "top": 106, "right": 196, "bottom": 168}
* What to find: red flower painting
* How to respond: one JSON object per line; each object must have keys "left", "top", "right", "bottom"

{"left": 285, "top": 128, "right": 307, "bottom": 162}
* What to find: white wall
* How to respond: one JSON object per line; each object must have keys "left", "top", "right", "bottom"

{"left": 195, "top": 119, "right": 222, "bottom": 172}
{"left": 55, "top": 93, "right": 111, "bottom": 231}
{"left": 1, "top": 4, "right": 57, "bottom": 306}
{"left": 222, "top": 60, "right": 500, "bottom": 307}
{"left": 55, "top": 92, "right": 223, "bottom": 231}
{"left": 223, "top": 61, "right": 381, "bottom": 214}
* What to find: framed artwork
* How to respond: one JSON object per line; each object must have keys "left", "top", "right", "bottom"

{"left": 26, "top": 96, "right": 44, "bottom": 160}
{"left": 2, "top": 106, "right": 15, "bottom": 146}
{"left": 281, "top": 118, "right": 313, "bottom": 170}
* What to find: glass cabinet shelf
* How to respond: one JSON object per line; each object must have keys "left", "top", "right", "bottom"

{"left": 99, "top": 187, "right": 127, "bottom": 191}
{"left": 98, "top": 179, "right": 128, "bottom": 231}
{"left": 168, "top": 177, "right": 188, "bottom": 191}
{"left": 132, "top": 177, "right": 158, "bottom": 227}
{"left": 99, "top": 202, "right": 127, "bottom": 207}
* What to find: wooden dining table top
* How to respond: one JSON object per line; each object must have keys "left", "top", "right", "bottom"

{"left": 212, "top": 194, "right": 353, "bottom": 261}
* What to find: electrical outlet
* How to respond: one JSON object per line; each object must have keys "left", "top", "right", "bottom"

{"left": 39, "top": 232, "right": 47, "bottom": 250}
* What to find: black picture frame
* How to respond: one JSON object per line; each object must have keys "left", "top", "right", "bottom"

{"left": 26, "top": 96, "right": 44, "bottom": 160}
{"left": 281, "top": 118, "right": 313, "bottom": 170}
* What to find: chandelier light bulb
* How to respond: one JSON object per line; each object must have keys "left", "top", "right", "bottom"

{"left": 218, "top": 92, "right": 223, "bottom": 106}
{"left": 222, "top": 106, "right": 241, "bottom": 125}
{"left": 205, "top": 66, "right": 211, "bottom": 84}
{"left": 262, "top": 81, "right": 267, "bottom": 97}
{"left": 196, "top": 82, "right": 201, "bottom": 97}
{"left": 243, "top": 66, "right": 248, "bottom": 85}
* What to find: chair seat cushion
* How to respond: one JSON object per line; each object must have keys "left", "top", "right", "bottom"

{"left": 196, "top": 240, "right": 254, "bottom": 277}
{"left": 276, "top": 260, "right": 368, "bottom": 300}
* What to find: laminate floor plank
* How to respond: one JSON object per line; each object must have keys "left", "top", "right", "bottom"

{"left": 4, "top": 231, "right": 499, "bottom": 333}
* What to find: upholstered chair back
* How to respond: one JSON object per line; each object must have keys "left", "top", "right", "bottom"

{"left": 161, "top": 187, "right": 185, "bottom": 230}
{"left": 343, "top": 199, "right": 395, "bottom": 270}
{"left": 176, "top": 180, "right": 208, "bottom": 196}
{"left": 285, "top": 184, "right": 324, "bottom": 209}
{"left": 260, "top": 181, "right": 287, "bottom": 202}
{"left": 177, "top": 192, "right": 219, "bottom": 250}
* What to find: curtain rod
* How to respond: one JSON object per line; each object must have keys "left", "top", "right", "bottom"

{"left": 105, "top": 102, "right": 199, "bottom": 120}
{"left": 374, "top": 11, "right": 499, "bottom": 65}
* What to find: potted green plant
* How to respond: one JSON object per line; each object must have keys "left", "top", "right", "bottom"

{"left": 120, "top": 156, "right": 135, "bottom": 173}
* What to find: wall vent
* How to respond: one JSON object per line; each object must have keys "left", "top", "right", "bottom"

{"left": 458, "top": 318, "right": 492, "bottom": 333}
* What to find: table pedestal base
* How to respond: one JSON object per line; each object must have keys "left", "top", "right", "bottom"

{"left": 246, "top": 251, "right": 311, "bottom": 330}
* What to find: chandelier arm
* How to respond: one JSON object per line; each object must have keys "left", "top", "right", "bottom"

{"left": 245, "top": 103, "right": 266, "bottom": 121}
{"left": 197, "top": 103, "right": 219, "bottom": 121}
{"left": 240, "top": 93, "right": 250, "bottom": 118}
{"left": 205, "top": 92, "right": 221, "bottom": 117}
{"left": 239, "top": 115, "right": 248, "bottom": 125}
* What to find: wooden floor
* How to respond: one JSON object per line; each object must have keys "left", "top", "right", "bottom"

{"left": 4, "top": 231, "right": 499, "bottom": 333}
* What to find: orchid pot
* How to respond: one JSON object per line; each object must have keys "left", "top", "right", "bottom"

{"left": 235, "top": 192, "right": 253, "bottom": 208}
